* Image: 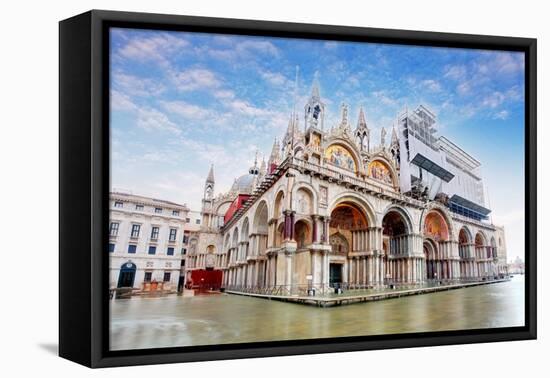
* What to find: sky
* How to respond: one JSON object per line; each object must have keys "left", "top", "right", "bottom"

{"left": 109, "top": 28, "right": 525, "bottom": 262}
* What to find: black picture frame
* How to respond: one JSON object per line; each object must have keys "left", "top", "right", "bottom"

{"left": 59, "top": 9, "right": 537, "bottom": 368}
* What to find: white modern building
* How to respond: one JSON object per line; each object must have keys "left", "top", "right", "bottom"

{"left": 397, "top": 106, "right": 488, "bottom": 220}
{"left": 108, "top": 191, "right": 190, "bottom": 292}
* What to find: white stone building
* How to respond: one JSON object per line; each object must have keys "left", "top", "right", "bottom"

{"left": 108, "top": 192, "right": 189, "bottom": 292}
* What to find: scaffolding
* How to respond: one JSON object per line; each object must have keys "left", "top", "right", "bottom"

{"left": 399, "top": 105, "right": 439, "bottom": 153}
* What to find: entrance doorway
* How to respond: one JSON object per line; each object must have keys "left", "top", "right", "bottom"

{"left": 117, "top": 262, "right": 136, "bottom": 288}
{"left": 329, "top": 263, "right": 343, "bottom": 288}
{"left": 423, "top": 241, "right": 437, "bottom": 280}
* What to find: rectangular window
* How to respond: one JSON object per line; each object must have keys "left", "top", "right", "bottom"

{"left": 108, "top": 243, "right": 115, "bottom": 253}
{"left": 172, "top": 210, "right": 180, "bottom": 216}
{"left": 169, "top": 228, "right": 177, "bottom": 241}
{"left": 148, "top": 245, "right": 157, "bottom": 255}
{"left": 195, "top": 219, "right": 200, "bottom": 224}
{"left": 135, "top": 204, "right": 144, "bottom": 211}
{"left": 185, "top": 218, "right": 190, "bottom": 223}
{"left": 109, "top": 222, "right": 119, "bottom": 236}
{"left": 150, "top": 226, "right": 159, "bottom": 240}
{"left": 114, "top": 201, "right": 123, "bottom": 208}
{"left": 128, "top": 244, "right": 137, "bottom": 254}
{"left": 144, "top": 272, "right": 152, "bottom": 282}
{"left": 130, "top": 224, "right": 141, "bottom": 238}
{"left": 181, "top": 248, "right": 187, "bottom": 255}
{"left": 183, "top": 235, "right": 189, "bottom": 244}
{"left": 167, "top": 247, "right": 175, "bottom": 256}
{"left": 155, "top": 207, "right": 162, "bottom": 214}
{"left": 163, "top": 272, "right": 171, "bottom": 282}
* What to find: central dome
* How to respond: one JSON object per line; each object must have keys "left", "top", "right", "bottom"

{"left": 232, "top": 174, "right": 256, "bottom": 193}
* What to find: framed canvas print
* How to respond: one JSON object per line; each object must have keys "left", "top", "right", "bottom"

{"left": 59, "top": 10, "right": 537, "bottom": 368}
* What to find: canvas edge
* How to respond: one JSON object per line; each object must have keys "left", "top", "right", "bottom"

{"left": 57, "top": 9, "right": 537, "bottom": 369}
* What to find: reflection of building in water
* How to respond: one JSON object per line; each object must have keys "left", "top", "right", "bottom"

{"left": 180, "top": 78, "right": 509, "bottom": 294}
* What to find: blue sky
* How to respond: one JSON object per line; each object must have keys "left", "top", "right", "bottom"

{"left": 109, "top": 28, "right": 525, "bottom": 261}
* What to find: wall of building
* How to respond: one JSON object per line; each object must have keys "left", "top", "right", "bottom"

{"left": 108, "top": 194, "right": 189, "bottom": 290}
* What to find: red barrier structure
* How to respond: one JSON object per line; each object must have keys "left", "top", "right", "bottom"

{"left": 189, "top": 269, "right": 223, "bottom": 293}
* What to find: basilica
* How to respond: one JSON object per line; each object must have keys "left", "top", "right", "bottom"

{"left": 184, "top": 79, "right": 508, "bottom": 296}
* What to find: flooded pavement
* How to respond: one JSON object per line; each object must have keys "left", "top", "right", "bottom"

{"left": 110, "top": 275, "right": 525, "bottom": 351}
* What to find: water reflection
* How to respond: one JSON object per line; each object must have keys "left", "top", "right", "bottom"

{"left": 110, "top": 276, "right": 525, "bottom": 351}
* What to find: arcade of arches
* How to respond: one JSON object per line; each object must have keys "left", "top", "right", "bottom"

{"left": 222, "top": 199, "right": 500, "bottom": 292}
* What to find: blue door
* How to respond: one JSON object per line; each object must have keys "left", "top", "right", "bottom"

{"left": 117, "top": 262, "right": 136, "bottom": 288}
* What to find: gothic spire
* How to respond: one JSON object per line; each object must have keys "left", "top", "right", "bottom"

{"left": 357, "top": 107, "right": 368, "bottom": 130}
{"left": 311, "top": 71, "right": 321, "bottom": 100}
{"left": 206, "top": 164, "right": 215, "bottom": 183}
{"left": 391, "top": 124, "right": 399, "bottom": 145}
{"left": 304, "top": 71, "right": 325, "bottom": 131}
{"left": 355, "top": 107, "right": 370, "bottom": 152}
{"left": 269, "top": 137, "right": 281, "bottom": 164}
{"left": 249, "top": 151, "right": 259, "bottom": 175}
{"left": 260, "top": 158, "right": 267, "bottom": 175}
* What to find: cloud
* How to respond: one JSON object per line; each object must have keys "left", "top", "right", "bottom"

{"left": 213, "top": 89, "right": 236, "bottom": 99}
{"left": 420, "top": 79, "right": 442, "bottom": 92}
{"left": 136, "top": 107, "right": 181, "bottom": 135}
{"left": 226, "top": 99, "right": 274, "bottom": 117}
{"left": 111, "top": 90, "right": 137, "bottom": 111}
{"left": 173, "top": 68, "right": 221, "bottom": 91}
{"left": 481, "top": 91, "right": 506, "bottom": 109}
{"left": 112, "top": 71, "right": 165, "bottom": 97}
{"left": 236, "top": 40, "right": 280, "bottom": 56}
{"left": 116, "top": 32, "right": 189, "bottom": 65}
{"left": 202, "top": 39, "right": 280, "bottom": 62}
{"left": 161, "top": 100, "right": 209, "bottom": 120}
{"left": 456, "top": 81, "right": 471, "bottom": 95}
{"left": 493, "top": 110, "right": 510, "bottom": 120}
{"left": 444, "top": 65, "right": 467, "bottom": 81}
{"left": 260, "top": 70, "right": 291, "bottom": 87}
{"left": 491, "top": 52, "right": 525, "bottom": 75}
{"left": 372, "top": 90, "right": 398, "bottom": 107}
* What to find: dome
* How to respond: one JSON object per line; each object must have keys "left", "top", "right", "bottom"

{"left": 231, "top": 174, "right": 256, "bottom": 193}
